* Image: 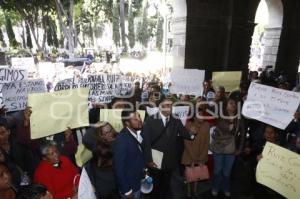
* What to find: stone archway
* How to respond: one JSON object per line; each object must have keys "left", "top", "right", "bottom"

{"left": 262, "top": 0, "right": 283, "bottom": 68}
{"left": 249, "top": 0, "right": 283, "bottom": 70}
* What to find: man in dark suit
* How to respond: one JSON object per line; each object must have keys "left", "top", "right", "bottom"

{"left": 114, "top": 110, "right": 145, "bottom": 199}
{"left": 142, "top": 97, "right": 196, "bottom": 199}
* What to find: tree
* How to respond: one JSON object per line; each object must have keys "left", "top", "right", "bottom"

{"left": 5, "top": 14, "right": 18, "bottom": 48}
{"left": 54, "top": 0, "right": 77, "bottom": 57}
{"left": 137, "top": 4, "right": 149, "bottom": 47}
{"left": 25, "top": 23, "right": 32, "bottom": 49}
{"left": 112, "top": 2, "right": 120, "bottom": 46}
{"left": 0, "top": 28, "right": 6, "bottom": 47}
{"left": 119, "top": 0, "right": 127, "bottom": 52}
{"left": 156, "top": 15, "right": 163, "bottom": 51}
{"left": 51, "top": 20, "right": 59, "bottom": 48}
{"left": 0, "top": 0, "right": 55, "bottom": 52}
{"left": 128, "top": 2, "right": 135, "bottom": 49}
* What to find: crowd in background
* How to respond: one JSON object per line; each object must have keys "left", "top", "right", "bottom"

{"left": 0, "top": 66, "right": 300, "bottom": 199}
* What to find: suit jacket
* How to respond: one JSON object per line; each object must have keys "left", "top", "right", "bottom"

{"left": 113, "top": 128, "right": 145, "bottom": 194}
{"left": 142, "top": 113, "right": 193, "bottom": 169}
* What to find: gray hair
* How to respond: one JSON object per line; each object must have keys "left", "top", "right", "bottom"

{"left": 40, "top": 140, "right": 58, "bottom": 157}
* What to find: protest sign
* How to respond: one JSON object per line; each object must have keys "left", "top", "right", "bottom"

{"left": 100, "top": 109, "right": 146, "bottom": 132}
{"left": 78, "top": 168, "right": 97, "bottom": 199}
{"left": 242, "top": 82, "right": 300, "bottom": 129}
{"left": 256, "top": 142, "right": 300, "bottom": 199}
{"left": 0, "top": 67, "right": 28, "bottom": 83}
{"left": 54, "top": 78, "right": 77, "bottom": 91}
{"left": 212, "top": 71, "right": 242, "bottom": 92}
{"left": 88, "top": 74, "right": 134, "bottom": 103}
{"left": 114, "top": 75, "right": 135, "bottom": 98}
{"left": 11, "top": 57, "right": 35, "bottom": 70}
{"left": 146, "top": 107, "right": 159, "bottom": 116}
{"left": 88, "top": 74, "right": 117, "bottom": 103}
{"left": 54, "top": 78, "right": 89, "bottom": 91}
{"left": 28, "top": 88, "right": 89, "bottom": 139}
{"left": 2, "top": 79, "right": 46, "bottom": 112}
{"left": 172, "top": 106, "right": 190, "bottom": 125}
{"left": 146, "top": 106, "right": 189, "bottom": 125}
{"left": 170, "top": 69, "right": 205, "bottom": 95}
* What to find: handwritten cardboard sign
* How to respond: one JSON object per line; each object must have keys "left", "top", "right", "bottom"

{"left": 170, "top": 69, "right": 205, "bottom": 96}
{"left": 256, "top": 142, "right": 300, "bottom": 199}
{"left": 212, "top": 71, "right": 242, "bottom": 92}
{"left": 2, "top": 79, "right": 45, "bottom": 112}
{"left": 242, "top": 82, "right": 300, "bottom": 130}
{"left": 0, "top": 67, "right": 28, "bottom": 83}
{"left": 28, "top": 88, "right": 89, "bottom": 139}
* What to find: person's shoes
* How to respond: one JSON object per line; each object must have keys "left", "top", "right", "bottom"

{"left": 211, "top": 190, "right": 218, "bottom": 197}
{"left": 224, "top": 191, "right": 231, "bottom": 197}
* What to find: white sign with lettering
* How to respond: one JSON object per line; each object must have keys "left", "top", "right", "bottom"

{"left": 242, "top": 82, "right": 300, "bottom": 129}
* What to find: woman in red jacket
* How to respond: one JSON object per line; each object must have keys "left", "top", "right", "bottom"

{"left": 34, "top": 141, "right": 80, "bottom": 199}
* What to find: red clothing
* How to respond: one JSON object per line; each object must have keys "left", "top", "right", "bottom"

{"left": 34, "top": 156, "right": 80, "bottom": 199}
{"left": 203, "top": 111, "right": 216, "bottom": 126}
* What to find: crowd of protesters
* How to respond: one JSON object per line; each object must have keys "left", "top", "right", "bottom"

{"left": 0, "top": 66, "right": 300, "bottom": 199}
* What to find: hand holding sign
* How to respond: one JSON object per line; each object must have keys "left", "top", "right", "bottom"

{"left": 256, "top": 142, "right": 300, "bottom": 199}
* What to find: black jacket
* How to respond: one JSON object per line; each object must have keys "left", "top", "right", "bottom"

{"left": 141, "top": 113, "right": 193, "bottom": 169}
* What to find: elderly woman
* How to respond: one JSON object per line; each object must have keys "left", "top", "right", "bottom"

{"left": 34, "top": 141, "right": 80, "bottom": 199}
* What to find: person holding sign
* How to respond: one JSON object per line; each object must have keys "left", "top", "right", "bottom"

{"left": 210, "top": 98, "right": 246, "bottom": 197}
{"left": 142, "top": 97, "right": 196, "bottom": 199}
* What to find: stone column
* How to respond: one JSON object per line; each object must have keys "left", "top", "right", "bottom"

{"left": 261, "top": 27, "right": 282, "bottom": 67}
{"left": 171, "top": 0, "right": 187, "bottom": 69}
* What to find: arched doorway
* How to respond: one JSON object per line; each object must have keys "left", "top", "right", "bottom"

{"left": 249, "top": 0, "right": 283, "bottom": 71}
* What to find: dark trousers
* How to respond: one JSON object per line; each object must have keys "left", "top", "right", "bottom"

{"left": 149, "top": 169, "right": 172, "bottom": 199}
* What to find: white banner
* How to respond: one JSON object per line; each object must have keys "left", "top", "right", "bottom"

{"left": 170, "top": 69, "right": 205, "bottom": 96}
{"left": 242, "top": 82, "right": 300, "bottom": 129}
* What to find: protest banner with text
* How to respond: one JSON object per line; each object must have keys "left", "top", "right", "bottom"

{"left": 256, "top": 142, "right": 300, "bottom": 199}
{"left": 2, "top": 79, "right": 46, "bottom": 112}
{"left": 242, "top": 82, "right": 300, "bottom": 129}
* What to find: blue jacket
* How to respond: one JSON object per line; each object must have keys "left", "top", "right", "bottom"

{"left": 113, "top": 128, "right": 145, "bottom": 194}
